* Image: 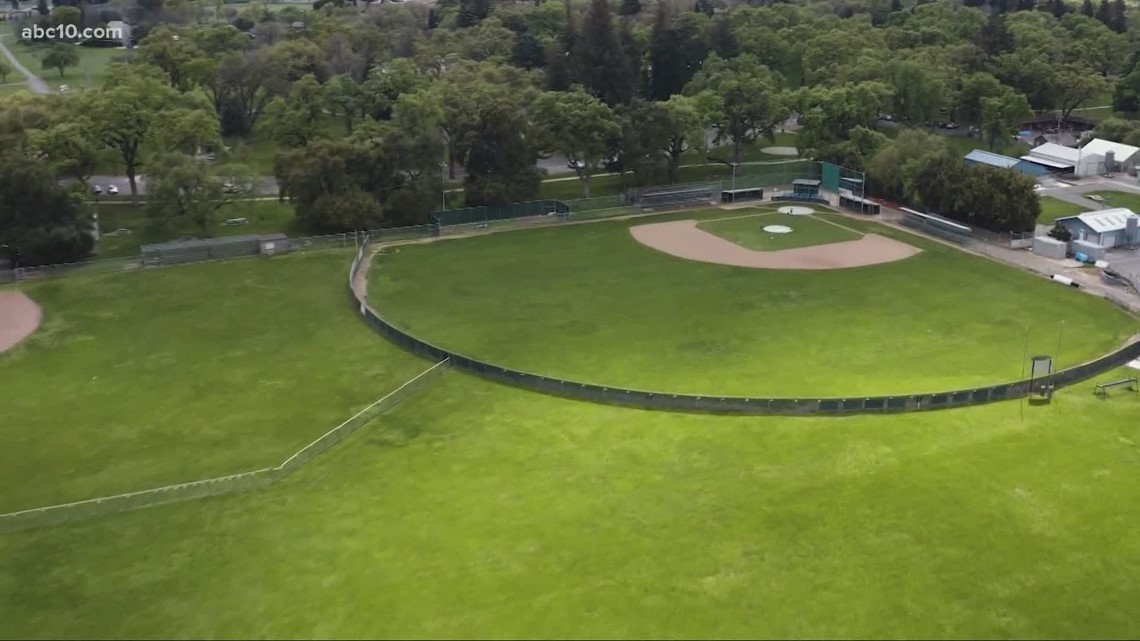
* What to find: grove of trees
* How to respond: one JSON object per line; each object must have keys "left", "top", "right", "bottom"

{"left": 3, "top": 0, "right": 1140, "bottom": 264}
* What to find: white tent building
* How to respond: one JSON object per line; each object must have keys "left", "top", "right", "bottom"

{"left": 1080, "top": 138, "right": 1140, "bottom": 175}
{"left": 1021, "top": 142, "right": 1103, "bottom": 177}
{"left": 1020, "top": 138, "right": 1140, "bottom": 177}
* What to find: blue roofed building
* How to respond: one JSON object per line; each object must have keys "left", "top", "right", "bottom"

{"left": 963, "top": 149, "right": 1048, "bottom": 177}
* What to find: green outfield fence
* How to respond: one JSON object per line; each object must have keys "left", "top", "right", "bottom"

{"left": 0, "top": 357, "right": 449, "bottom": 532}
{"left": 350, "top": 236, "right": 1140, "bottom": 417}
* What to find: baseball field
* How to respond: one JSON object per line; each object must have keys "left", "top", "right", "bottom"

{"left": 1, "top": 205, "right": 1139, "bottom": 638}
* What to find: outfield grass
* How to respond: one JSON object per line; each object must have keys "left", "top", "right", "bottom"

{"left": 1038, "top": 196, "right": 1088, "bottom": 225}
{"left": 370, "top": 208, "right": 1137, "bottom": 397}
{"left": 698, "top": 211, "right": 861, "bottom": 251}
{"left": 95, "top": 200, "right": 299, "bottom": 257}
{"left": 0, "top": 251, "right": 428, "bottom": 512}
{"left": 1, "top": 371, "right": 1139, "bottom": 638}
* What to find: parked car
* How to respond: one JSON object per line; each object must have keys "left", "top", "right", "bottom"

{"left": 222, "top": 182, "right": 241, "bottom": 194}
{"left": 91, "top": 185, "right": 102, "bottom": 195}
{"left": 107, "top": 185, "right": 119, "bottom": 195}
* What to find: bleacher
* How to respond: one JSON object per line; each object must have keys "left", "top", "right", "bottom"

{"left": 900, "top": 207, "right": 972, "bottom": 244}
{"left": 638, "top": 184, "right": 717, "bottom": 210}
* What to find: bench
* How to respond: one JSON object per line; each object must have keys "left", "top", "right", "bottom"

{"left": 1094, "top": 377, "right": 1138, "bottom": 397}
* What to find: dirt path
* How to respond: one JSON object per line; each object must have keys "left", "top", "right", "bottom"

{"left": 629, "top": 219, "right": 921, "bottom": 270}
{"left": 0, "top": 291, "right": 42, "bottom": 354}
{"left": 0, "top": 36, "right": 50, "bottom": 95}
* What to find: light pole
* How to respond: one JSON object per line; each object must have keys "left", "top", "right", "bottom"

{"left": 439, "top": 162, "right": 447, "bottom": 210}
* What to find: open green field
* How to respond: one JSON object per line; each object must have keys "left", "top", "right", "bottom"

{"left": 95, "top": 200, "right": 299, "bottom": 257}
{"left": 1038, "top": 196, "right": 1087, "bottom": 225}
{"left": 0, "top": 251, "right": 428, "bottom": 512}
{"left": 2, "top": 369, "right": 1139, "bottom": 638}
{"left": 369, "top": 208, "right": 1137, "bottom": 397}
{"left": 698, "top": 211, "right": 861, "bottom": 251}
{"left": 7, "top": 42, "right": 125, "bottom": 92}
{"left": 1086, "top": 190, "right": 1140, "bottom": 212}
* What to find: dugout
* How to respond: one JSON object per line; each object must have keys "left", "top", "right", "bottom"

{"left": 720, "top": 187, "right": 764, "bottom": 203}
{"left": 838, "top": 192, "right": 880, "bottom": 215}
{"left": 791, "top": 179, "right": 821, "bottom": 199}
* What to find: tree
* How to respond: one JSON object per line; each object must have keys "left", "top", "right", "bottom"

{"left": 0, "top": 61, "right": 11, "bottom": 83}
{"left": 0, "top": 151, "right": 94, "bottom": 266}
{"left": 866, "top": 129, "right": 949, "bottom": 201}
{"left": 978, "top": 13, "right": 1014, "bottom": 56}
{"left": 1050, "top": 64, "right": 1110, "bottom": 121}
{"left": 145, "top": 154, "right": 248, "bottom": 235}
{"left": 1110, "top": 0, "right": 1127, "bottom": 33}
{"left": 1049, "top": 222, "right": 1073, "bottom": 241}
{"left": 1095, "top": 0, "right": 1111, "bottom": 26}
{"left": 1050, "top": 0, "right": 1067, "bottom": 17}
{"left": 457, "top": 0, "right": 492, "bottom": 28}
{"left": 890, "top": 0, "right": 903, "bottom": 11}
{"left": 462, "top": 95, "right": 543, "bottom": 205}
{"left": 619, "top": 0, "right": 641, "bottom": 16}
{"left": 955, "top": 73, "right": 1005, "bottom": 131}
{"left": 1113, "top": 66, "right": 1140, "bottom": 114}
{"left": 427, "top": 8, "right": 440, "bottom": 29}
{"left": 708, "top": 16, "right": 739, "bottom": 60}
{"left": 49, "top": 6, "right": 80, "bottom": 29}
{"left": 794, "top": 82, "right": 891, "bottom": 157}
{"left": 138, "top": 26, "right": 199, "bottom": 92}
{"left": 41, "top": 44, "right": 79, "bottom": 78}
{"left": 1081, "top": 0, "right": 1095, "bottom": 16}
{"left": 658, "top": 93, "right": 715, "bottom": 182}
{"left": 685, "top": 54, "right": 789, "bottom": 165}
{"left": 82, "top": 69, "right": 215, "bottom": 204}
{"left": 574, "top": 0, "right": 635, "bottom": 106}
{"left": 267, "top": 75, "right": 325, "bottom": 149}
{"left": 649, "top": 5, "right": 709, "bottom": 101}
{"left": 511, "top": 29, "right": 546, "bottom": 69}
{"left": 980, "top": 90, "right": 1032, "bottom": 151}
{"left": 26, "top": 118, "right": 101, "bottom": 186}
{"left": 885, "top": 59, "right": 944, "bottom": 126}
{"left": 215, "top": 48, "right": 288, "bottom": 138}
{"left": 534, "top": 88, "right": 621, "bottom": 198}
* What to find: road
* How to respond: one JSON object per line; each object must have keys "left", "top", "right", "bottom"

{"left": 1037, "top": 174, "right": 1140, "bottom": 211}
{"left": 0, "top": 35, "right": 50, "bottom": 95}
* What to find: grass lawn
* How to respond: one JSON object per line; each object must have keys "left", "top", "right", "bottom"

{"left": 369, "top": 208, "right": 1137, "bottom": 397}
{"left": 2, "top": 372, "right": 1139, "bottom": 638}
{"left": 9, "top": 43, "right": 126, "bottom": 92}
{"left": 94, "top": 200, "right": 299, "bottom": 258}
{"left": 697, "top": 211, "right": 861, "bottom": 251}
{"left": 1084, "top": 190, "right": 1140, "bottom": 212}
{"left": 0, "top": 251, "right": 428, "bottom": 512}
{"left": 1038, "top": 196, "right": 1088, "bottom": 225}
{"left": 0, "top": 83, "right": 30, "bottom": 97}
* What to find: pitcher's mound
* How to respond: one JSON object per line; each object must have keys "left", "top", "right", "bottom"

{"left": 630, "top": 220, "right": 921, "bottom": 270}
{"left": 778, "top": 205, "right": 814, "bottom": 215}
{"left": 761, "top": 146, "right": 799, "bottom": 156}
{"left": 0, "top": 291, "right": 42, "bottom": 354}
{"left": 763, "top": 225, "right": 793, "bottom": 234}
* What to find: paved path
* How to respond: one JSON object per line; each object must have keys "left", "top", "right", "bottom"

{"left": 0, "top": 35, "right": 49, "bottom": 95}
{"left": 1038, "top": 175, "right": 1140, "bottom": 212}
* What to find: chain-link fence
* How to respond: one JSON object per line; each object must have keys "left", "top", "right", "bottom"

{"left": 1, "top": 226, "right": 439, "bottom": 284}
{"left": 0, "top": 357, "right": 449, "bottom": 533}
{"left": 353, "top": 234, "right": 1140, "bottom": 417}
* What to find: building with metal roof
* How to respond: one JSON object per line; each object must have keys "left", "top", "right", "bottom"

{"left": 1020, "top": 142, "right": 1102, "bottom": 176}
{"left": 963, "top": 149, "right": 1047, "bottom": 177}
{"left": 1054, "top": 208, "right": 1140, "bottom": 248}
{"left": 1079, "top": 138, "right": 1140, "bottom": 175}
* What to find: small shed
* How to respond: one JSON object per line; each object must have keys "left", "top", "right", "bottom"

{"left": 1033, "top": 236, "right": 1067, "bottom": 259}
{"left": 259, "top": 233, "right": 290, "bottom": 256}
{"left": 1071, "top": 239, "right": 1107, "bottom": 261}
{"left": 1054, "top": 209, "right": 1140, "bottom": 248}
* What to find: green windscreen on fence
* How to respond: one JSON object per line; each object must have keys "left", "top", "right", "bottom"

{"left": 433, "top": 200, "right": 570, "bottom": 227}
{"left": 821, "top": 162, "right": 841, "bottom": 193}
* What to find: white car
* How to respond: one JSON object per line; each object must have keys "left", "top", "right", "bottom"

{"left": 107, "top": 185, "right": 119, "bottom": 195}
